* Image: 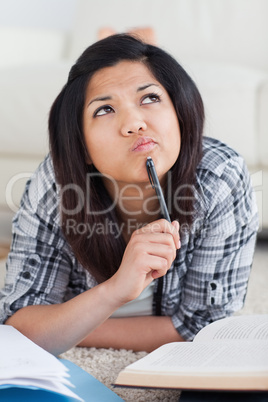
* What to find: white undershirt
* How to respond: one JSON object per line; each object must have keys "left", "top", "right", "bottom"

{"left": 111, "top": 281, "right": 155, "bottom": 318}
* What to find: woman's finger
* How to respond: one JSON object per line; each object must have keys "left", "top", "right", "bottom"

{"left": 134, "top": 219, "right": 180, "bottom": 249}
{"left": 146, "top": 242, "right": 176, "bottom": 268}
{"left": 145, "top": 254, "right": 170, "bottom": 278}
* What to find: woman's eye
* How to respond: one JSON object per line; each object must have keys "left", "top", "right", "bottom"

{"left": 94, "top": 105, "right": 114, "bottom": 117}
{"left": 141, "top": 93, "right": 161, "bottom": 105}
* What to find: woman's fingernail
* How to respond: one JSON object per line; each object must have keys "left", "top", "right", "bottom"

{"left": 173, "top": 220, "right": 179, "bottom": 232}
{"left": 177, "top": 240, "right": 181, "bottom": 249}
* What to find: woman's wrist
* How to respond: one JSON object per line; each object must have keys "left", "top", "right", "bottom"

{"left": 97, "top": 277, "right": 126, "bottom": 312}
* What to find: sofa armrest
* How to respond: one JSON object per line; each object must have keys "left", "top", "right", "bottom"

{"left": 259, "top": 80, "right": 268, "bottom": 168}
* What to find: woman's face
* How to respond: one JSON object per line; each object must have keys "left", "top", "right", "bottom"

{"left": 83, "top": 61, "right": 181, "bottom": 186}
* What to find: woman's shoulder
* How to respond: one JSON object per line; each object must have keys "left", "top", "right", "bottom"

{"left": 21, "top": 154, "right": 59, "bottom": 214}
{"left": 31, "top": 153, "right": 55, "bottom": 182}
{"left": 198, "top": 136, "right": 243, "bottom": 176}
{"left": 197, "top": 136, "right": 250, "bottom": 185}
{"left": 195, "top": 136, "right": 252, "bottom": 210}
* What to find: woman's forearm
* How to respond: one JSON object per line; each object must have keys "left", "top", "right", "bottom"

{"left": 78, "top": 315, "right": 184, "bottom": 352}
{"left": 5, "top": 280, "right": 121, "bottom": 356}
{"left": 5, "top": 219, "right": 180, "bottom": 355}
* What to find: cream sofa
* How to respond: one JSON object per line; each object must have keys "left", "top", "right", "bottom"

{"left": 0, "top": 0, "right": 268, "bottom": 242}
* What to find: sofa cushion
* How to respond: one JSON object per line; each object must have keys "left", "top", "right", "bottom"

{"left": 0, "top": 27, "right": 66, "bottom": 68}
{"left": 0, "top": 62, "right": 71, "bottom": 157}
{"left": 185, "top": 61, "right": 268, "bottom": 167}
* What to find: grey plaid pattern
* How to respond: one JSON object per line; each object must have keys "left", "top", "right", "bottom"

{"left": 0, "top": 137, "right": 258, "bottom": 340}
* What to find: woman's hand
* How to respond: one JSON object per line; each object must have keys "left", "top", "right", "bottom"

{"left": 108, "top": 219, "right": 180, "bottom": 306}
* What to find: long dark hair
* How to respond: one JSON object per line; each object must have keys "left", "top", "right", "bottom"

{"left": 49, "top": 34, "right": 204, "bottom": 282}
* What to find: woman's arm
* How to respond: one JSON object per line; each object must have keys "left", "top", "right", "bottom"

{"left": 78, "top": 316, "right": 184, "bottom": 352}
{"left": 5, "top": 280, "right": 119, "bottom": 356}
{"left": 6, "top": 219, "right": 180, "bottom": 355}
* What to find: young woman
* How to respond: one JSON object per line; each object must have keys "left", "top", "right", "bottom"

{"left": 0, "top": 34, "right": 258, "bottom": 355}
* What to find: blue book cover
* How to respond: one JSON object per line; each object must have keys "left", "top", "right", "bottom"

{"left": 0, "top": 358, "right": 123, "bottom": 402}
{"left": 0, "top": 325, "right": 123, "bottom": 401}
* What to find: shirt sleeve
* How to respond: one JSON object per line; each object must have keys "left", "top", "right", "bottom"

{"left": 171, "top": 154, "right": 259, "bottom": 341}
{"left": 0, "top": 167, "right": 76, "bottom": 324}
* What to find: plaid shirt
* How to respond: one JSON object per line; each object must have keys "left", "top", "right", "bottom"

{"left": 0, "top": 137, "right": 258, "bottom": 340}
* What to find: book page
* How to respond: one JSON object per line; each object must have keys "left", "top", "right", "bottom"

{"left": 124, "top": 341, "right": 268, "bottom": 374}
{"left": 193, "top": 314, "right": 268, "bottom": 343}
{"left": 0, "top": 325, "right": 82, "bottom": 400}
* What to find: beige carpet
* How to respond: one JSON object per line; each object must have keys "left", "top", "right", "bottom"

{"left": 0, "top": 241, "right": 267, "bottom": 401}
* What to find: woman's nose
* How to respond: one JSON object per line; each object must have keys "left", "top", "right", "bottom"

{"left": 120, "top": 110, "right": 147, "bottom": 136}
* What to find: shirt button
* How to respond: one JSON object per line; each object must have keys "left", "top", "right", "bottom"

{"left": 29, "top": 258, "right": 38, "bottom": 266}
{"left": 210, "top": 282, "right": 217, "bottom": 290}
{"left": 22, "top": 271, "right": 31, "bottom": 280}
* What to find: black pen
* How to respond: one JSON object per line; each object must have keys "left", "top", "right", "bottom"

{"left": 146, "top": 156, "right": 171, "bottom": 222}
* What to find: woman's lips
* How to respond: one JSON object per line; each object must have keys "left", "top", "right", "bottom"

{"left": 130, "top": 136, "right": 157, "bottom": 152}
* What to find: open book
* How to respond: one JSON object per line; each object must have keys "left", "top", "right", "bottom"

{"left": 0, "top": 325, "right": 82, "bottom": 400}
{"left": 115, "top": 314, "right": 268, "bottom": 391}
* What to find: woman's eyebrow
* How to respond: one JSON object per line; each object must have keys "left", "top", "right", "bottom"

{"left": 87, "top": 83, "right": 160, "bottom": 107}
{"left": 87, "top": 95, "right": 112, "bottom": 107}
{"left": 137, "top": 83, "right": 160, "bottom": 92}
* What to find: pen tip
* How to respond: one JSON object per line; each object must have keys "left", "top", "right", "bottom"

{"left": 147, "top": 156, "right": 152, "bottom": 160}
